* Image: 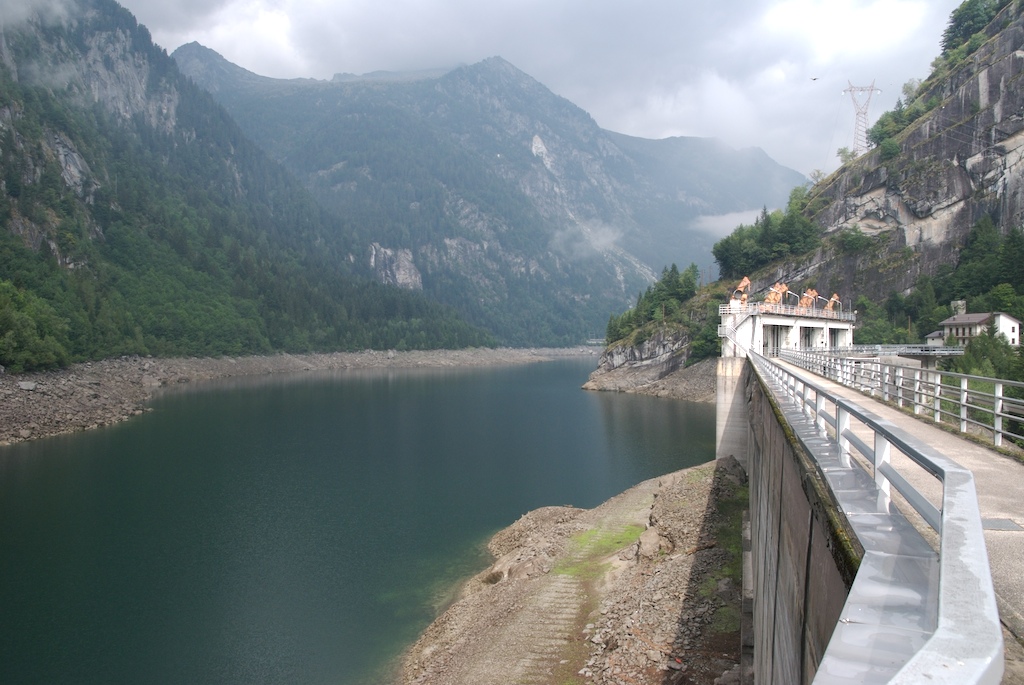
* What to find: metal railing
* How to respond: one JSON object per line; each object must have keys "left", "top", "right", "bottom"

{"left": 719, "top": 301, "right": 857, "bottom": 322}
{"left": 823, "top": 344, "right": 964, "bottom": 358}
{"left": 781, "top": 348, "right": 1024, "bottom": 448}
{"left": 748, "top": 349, "right": 1004, "bottom": 684}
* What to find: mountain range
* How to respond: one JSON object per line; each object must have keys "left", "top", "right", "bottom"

{"left": 0, "top": 0, "right": 805, "bottom": 369}
{"left": 170, "top": 43, "right": 806, "bottom": 344}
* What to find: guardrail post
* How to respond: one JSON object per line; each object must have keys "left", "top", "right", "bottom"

{"left": 961, "top": 377, "right": 969, "bottom": 433}
{"left": 895, "top": 367, "right": 904, "bottom": 408}
{"left": 815, "top": 392, "right": 826, "bottom": 433}
{"left": 934, "top": 372, "right": 942, "bottom": 423}
{"left": 917, "top": 368, "right": 925, "bottom": 417}
{"left": 995, "top": 382, "right": 1004, "bottom": 448}
{"left": 837, "top": 405, "right": 851, "bottom": 467}
{"left": 873, "top": 432, "right": 891, "bottom": 506}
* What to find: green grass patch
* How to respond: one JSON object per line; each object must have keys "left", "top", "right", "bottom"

{"left": 553, "top": 524, "right": 645, "bottom": 578}
{"left": 711, "top": 604, "right": 741, "bottom": 633}
{"left": 685, "top": 464, "right": 714, "bottom": 485}
{"left": 573, "top": 524, "right": 645, "bottom": 556}
{"left": 552, "top": 559, "right": 611, "bottom": 580}
{"left": 698, "top": 575, "right": 719, "bottom": 599}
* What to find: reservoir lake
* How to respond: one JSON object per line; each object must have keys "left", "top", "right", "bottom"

{"left": 0, "top": 357, "right": 715, "bottom": 684}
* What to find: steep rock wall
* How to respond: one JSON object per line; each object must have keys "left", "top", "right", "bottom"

{"left": 582, "top": 327, "right": 690, "bottom": 392}
{"left": 772, "top": 6, "right": 1024, "bottom": 301}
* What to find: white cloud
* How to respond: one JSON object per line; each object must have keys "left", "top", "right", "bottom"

{"left": 0, "top": 0, "right": 70, "bottom": 26}
{"left": 116, "top": 0, "right": 963, "bottom": 174}
{"left": 762, "top": 0, "right": 930, "bottom": 63}
{"left": 694, "top": 210, "right": 766, "bottom": 240}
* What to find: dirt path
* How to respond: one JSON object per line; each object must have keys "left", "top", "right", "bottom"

{"left": 398, "top": 458, "right": 747, "bottom": 685}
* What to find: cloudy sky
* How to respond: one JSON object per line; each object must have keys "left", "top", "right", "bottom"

{"left": 114, "top": 0, "right": 962, "bottom": 176}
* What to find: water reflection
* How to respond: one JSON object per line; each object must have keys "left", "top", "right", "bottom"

{"left": 0, "top": 358, "right": 714, "bottom": 684}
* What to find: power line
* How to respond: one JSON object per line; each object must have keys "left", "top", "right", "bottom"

{"left": 843, "top": 80, "right": 882, "bottom": 155}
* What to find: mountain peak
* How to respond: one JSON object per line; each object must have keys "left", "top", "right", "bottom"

{"left": 453, "top": 55, "right": 537, "bottom": 85}
{"left": 172, "top": 42, "right": 325, "bottom": 89}
{"left": 171, "top": 42, "right": 266, "bottom": 91}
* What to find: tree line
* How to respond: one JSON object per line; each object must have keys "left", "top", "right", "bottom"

{"left": 711, "top": 189, "right": 821, "bottom": 280}
{"left": 604, "top": 263, "right": 721, "bottom": 363}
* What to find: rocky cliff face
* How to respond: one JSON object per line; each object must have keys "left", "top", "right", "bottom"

{"left": 368, "top": 243, "right": 423, "bottom": 290}
{"left": 582, "top": 326, "right": 691, "bottom": 393}
{"left": 9, "top": 5, "right": 178, "bottom": 133}
{"left": 777, "top": 4, "right": 1024, "bottom": 301}
{"left": 1, "top": 1, "right": 185, "bottom": 266}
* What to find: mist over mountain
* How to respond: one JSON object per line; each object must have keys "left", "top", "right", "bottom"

{"left": 173, "top": 43, "right": 806, "bottom": 343}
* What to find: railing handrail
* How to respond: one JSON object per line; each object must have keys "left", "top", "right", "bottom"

{"left": 823, "top": 344, "right": 965, "bottom": 357}
{"left": 718, "top": 301, "right": 856, "bottom": 322}
{"left": 781, "top": 348, "right": 1024, "bottom": 448}
{"left": 783, "top": 347, "right": 1024, "bottom": 392}
{"left": 746, "top": 349, "right": 1004, "bottom": 684}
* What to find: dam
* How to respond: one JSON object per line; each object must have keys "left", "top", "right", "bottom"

{"left": 716, "top": 300, "right": 1010, "bottom": 684}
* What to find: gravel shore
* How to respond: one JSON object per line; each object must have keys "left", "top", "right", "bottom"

{"left": 0, "top": 347, "right": 596, "bottom": 446}
{"left": 398, "top": 458, "right": 746, "bottom": 685}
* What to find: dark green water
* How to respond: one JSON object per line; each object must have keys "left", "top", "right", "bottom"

{"left": 0, "top": 358, "right": 714, "bottom": 684}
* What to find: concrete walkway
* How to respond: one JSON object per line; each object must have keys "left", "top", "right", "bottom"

{"left": 774, "top": 361, "right": 1024, "bottom": 682}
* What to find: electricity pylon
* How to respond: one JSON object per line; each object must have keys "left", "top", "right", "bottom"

{"left": 843, "top": 81, "right": 881, "bottom": 156}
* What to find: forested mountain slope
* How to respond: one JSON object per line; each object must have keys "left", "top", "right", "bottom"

{"left": 172, "top": 45, "right": 806, "bottom": 345}
{"left": 0, "top": 0, "right": 490, "bottom": 371}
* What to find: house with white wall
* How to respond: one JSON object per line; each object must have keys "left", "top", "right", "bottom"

{"left": 936, "top": 312, "right": 1021, "bottom": 347}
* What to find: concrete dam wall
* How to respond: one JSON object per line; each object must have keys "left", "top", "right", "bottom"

{"left": 730, "top": 359, "right": 860, "bottom": 683}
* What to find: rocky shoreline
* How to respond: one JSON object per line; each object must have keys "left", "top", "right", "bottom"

{"left": 0, "top": 346, "right": 717, "bottom": 446}
{"left": 397, "top": 458, "right": 746, "bottom": 685}
{"left": 0, "top": 347, "right": 596, "bottom": 446}
{"left": 582, "top": 355, "right": 718, "bottom": 402}
{"left": 391, "top": 356, "right": 740, "bottom": 684}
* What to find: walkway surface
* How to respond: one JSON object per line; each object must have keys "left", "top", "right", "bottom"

{"left": 774, "top": 361, "right": 1024, "bottom": 682}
